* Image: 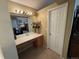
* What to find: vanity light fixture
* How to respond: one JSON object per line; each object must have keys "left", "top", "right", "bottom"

{"left": 14, "top": 9, "right": 33, "bottom": 15}
{"left": 27, "top": 11, "right": 32, "bottom": 15}
{"left": 15, "top": 10, "right": 20, "bottom": 13}
{"left": 20, "top": 10, "right": 24, "bottom": 14}
{"left": 29, "top": 12, "right": 32, "bottom": 15}
{"left": 14, "top": 9, "right": 24, "bottom": 14}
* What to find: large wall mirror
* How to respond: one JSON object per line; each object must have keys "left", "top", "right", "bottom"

{"left": 10, "top": 13, "right": 32, "bottom": 39}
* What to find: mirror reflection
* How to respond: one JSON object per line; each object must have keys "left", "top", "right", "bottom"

{"left": 11, "top": 14, "right": 32, "bottom": 39}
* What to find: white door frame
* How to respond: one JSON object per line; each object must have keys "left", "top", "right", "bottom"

{"left": 47, "top": 2, "right": 68, "bottom": 50}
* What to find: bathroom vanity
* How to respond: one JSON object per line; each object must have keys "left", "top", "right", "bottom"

{"left": 10, "top": 13, "right": 43, "bottom": 54}
{"left": 15, "top": 32, "right": 43, "bottom": 54}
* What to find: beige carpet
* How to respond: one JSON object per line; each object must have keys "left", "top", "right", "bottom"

{"left": 19, "top": 47, "right": 61, "bottom": 59}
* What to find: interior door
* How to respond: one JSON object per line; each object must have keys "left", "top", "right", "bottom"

{"left": 48, "top": 3, "right": 68, "bottom": 56}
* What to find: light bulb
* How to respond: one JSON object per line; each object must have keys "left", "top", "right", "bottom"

{"left": 20, "top": 11, "right": 23, "bottom": 14}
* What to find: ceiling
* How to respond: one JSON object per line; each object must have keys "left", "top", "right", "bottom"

{"left": 10, "top": 0, "right": 54, "bottom": 10}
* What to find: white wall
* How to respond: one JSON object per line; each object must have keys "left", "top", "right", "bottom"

{"left": 0, "top": 0, "right": 18, "bottom": 59}
{"left": 0, "top": 46, "right": 4, "bottom": 59}
{"left": 62, "top": 0, "right": 75, "bottom": 59}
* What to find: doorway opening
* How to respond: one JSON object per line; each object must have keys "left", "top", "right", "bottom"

{"left": 67, "top": 3, "right": 79, "bottom": 59}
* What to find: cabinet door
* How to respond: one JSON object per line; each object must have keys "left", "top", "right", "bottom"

{"left": 33, "top": 36, "right": 43, "bottom": 48}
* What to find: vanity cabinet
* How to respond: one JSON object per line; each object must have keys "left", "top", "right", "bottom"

{"left": 16, "top": 40, "right": 34, "bottom": 54}
{"left": 16, "top": 34, "right": 43, "bottom": 54}
{"left": 33, "top": 35, "right": 43, "bottom": 48}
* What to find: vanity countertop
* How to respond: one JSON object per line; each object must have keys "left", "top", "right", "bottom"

{"left": 15, "top": 32, "right": 43, "bottom": 46}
